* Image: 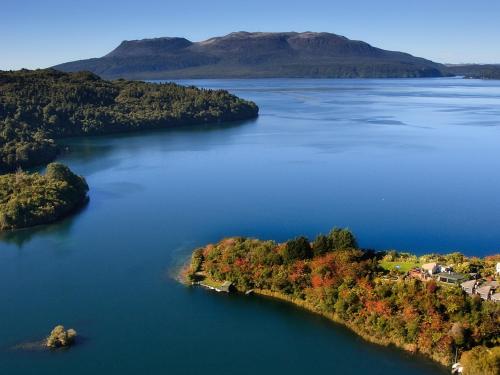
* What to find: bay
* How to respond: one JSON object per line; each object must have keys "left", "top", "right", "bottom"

{"left": 1, "top": 77, "right": 499, "bottom": 374}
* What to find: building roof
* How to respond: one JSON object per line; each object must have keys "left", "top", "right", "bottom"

{"left": 436, "top": 272, "right": 467, "bottom": 281}
{"left": 422, "top": 262, "right": 437, "bottom": 270}
{"left": 482, "top": 280, "right": 498, "bottom": 288}
{"left": 476, "top": 285, "right": 493, "bottom": 296}
{"left": 461, "top": 280, "right": 476, "bottom": 289}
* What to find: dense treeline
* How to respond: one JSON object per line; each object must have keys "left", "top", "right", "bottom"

{"left": 186, "top": 229, "right": 499, "bottom": 371}
{"left": 92, "top": 61, "right": 443, "bottom": 80}
{"left": 0, "top": 119, "right": 59, "bottom": 173}
{"left": 0, "top": 163, "right": 88, "bottom": 230}
{"left": 445, "top": 65, "right": 500, "bottom": 80}
{"left": 0, "top": 69, "right": 258, "bottom": 172}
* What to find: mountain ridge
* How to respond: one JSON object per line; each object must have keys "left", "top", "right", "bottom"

{"left": 54, "top": 31, "right": 445, "bottom": 79}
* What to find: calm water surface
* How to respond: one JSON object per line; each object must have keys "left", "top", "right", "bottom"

{"left": 1, "top": 78, "right": 500, "bottom": 374}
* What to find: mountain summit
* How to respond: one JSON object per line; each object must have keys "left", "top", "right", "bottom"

{"left": 54, "top": 32, "right": 444, "bottom": 79}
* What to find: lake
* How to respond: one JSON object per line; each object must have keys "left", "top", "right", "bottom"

{"left": 1, "top": 78, "right": 499, "bottom": 374}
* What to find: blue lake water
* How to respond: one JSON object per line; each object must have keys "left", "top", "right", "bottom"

{"left": 1, "top": 78, "right": 499, "bottom": 374}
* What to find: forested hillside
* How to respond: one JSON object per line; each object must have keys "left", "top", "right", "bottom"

{"left": 0, "top": 69, "right": 258, "bottom": 172}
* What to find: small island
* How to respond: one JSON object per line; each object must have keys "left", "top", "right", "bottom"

{"left": 0, "top": 163, "right": 88, "bottom": 230}
{"left": 0, "top": 69, "right": 259, "bottom": 173}
{"left": 46, "top": 325, "right": 77, "bottom": 348}
{"left": 12, "top": 324, "right": 78, "bottom": 351}
{"left": 184, "top": 228, "right": 500, "bottom": 374}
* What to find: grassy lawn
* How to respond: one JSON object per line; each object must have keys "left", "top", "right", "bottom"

{"left": 379, "top": 260, "right": 420, "bottom": 273}
{"left": 199, "top": 277, "right": 222, "bottom": 288}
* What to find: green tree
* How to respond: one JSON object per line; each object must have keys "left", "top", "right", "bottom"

{"left": 312, "top": 234, "right": 331, "bottom": 256}
{"left": 190, "top": 248, "right": 205, "bottom": 273}
{"left": 329, "top": 228, "right": 358, "bottom": 249}
{"left": 282, "top": 236, "right": 312, "bottom": 263}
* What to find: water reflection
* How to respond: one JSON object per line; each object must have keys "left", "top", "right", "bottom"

{"left": 0, "top": 202, "right": 88, "bottom": 248}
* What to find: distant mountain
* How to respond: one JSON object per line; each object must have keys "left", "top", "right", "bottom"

{"left": 53, "top": 32, "right": 445, "bottom": 79}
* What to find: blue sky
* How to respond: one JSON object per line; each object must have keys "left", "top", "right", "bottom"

{"left": 2, "top": 0, "right": 499, "bottom": 70}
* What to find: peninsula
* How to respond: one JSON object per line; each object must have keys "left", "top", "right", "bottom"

{"left": 0, "top": 69, "right": 258, "bottom": 172}
{"left": 184, "top": 229, "right": 500, "bottom": 374}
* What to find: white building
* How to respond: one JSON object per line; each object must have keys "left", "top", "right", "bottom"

{"left": 421, "top": 262, "right": 439, "bottom": 276}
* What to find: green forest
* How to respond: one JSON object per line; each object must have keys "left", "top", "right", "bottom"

{"left": 185, "top": 229, "right": 500, "bottom": 374}
{"left": 0, "top": 163, "right": 88, "bottom": 230}
{"left": 0, "top": 69, "right": 258, "bottom": 172}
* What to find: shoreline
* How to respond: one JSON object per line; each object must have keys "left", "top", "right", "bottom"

{"left": 250, "top": 288, "right": 449, "bottom": 367}
{"left": 184, "top": 236, "right": 500, "bottom": 372}
{"left": 188, "top": 274, "right": 450, "bottom": 367}
{"left": 0, "top": 196, "right": 89, "bottom": 233}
